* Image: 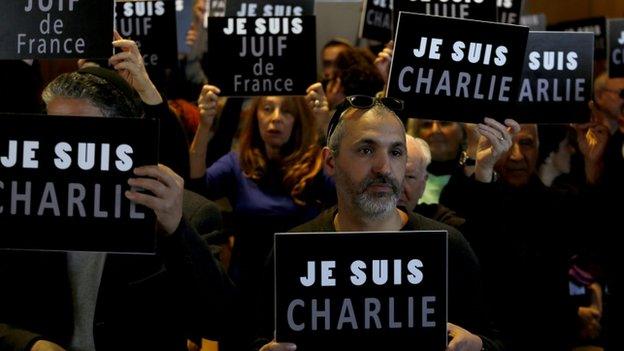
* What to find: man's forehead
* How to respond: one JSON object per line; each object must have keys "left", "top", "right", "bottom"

{"left": 346, "top": 109, "right": 405, "bottom": 143}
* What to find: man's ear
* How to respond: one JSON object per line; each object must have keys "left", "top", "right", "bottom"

{"left": 322, "top": 147, "right": 335, "bottom": 176}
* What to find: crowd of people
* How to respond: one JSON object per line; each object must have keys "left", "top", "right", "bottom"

{"left": 1, "top": 2, "right": 623, "bottom": 351}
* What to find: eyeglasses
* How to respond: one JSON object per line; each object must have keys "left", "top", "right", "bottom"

{"left": 326, "top": 95, "right": 404, "bottom": 140}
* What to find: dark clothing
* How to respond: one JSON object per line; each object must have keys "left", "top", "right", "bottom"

{"left": 442, "top": 175, "right": 581, "bottom": 351}
{"left": 0, "top": 60, "right": 44, "bottom": 114}
{"left": 586, "top": 130, "right": 624, "bottom": 351}
{"left": 414, "top": 203, "right": 466, "bottom": 230}
{"left": 252, "top": 207, "right": 503, "bottom": 351}
{"left": 0, "top": 218, "right": 233, "bottom": 351}
{"left": 144, "top": 101, "right": 191, "bottom": 182}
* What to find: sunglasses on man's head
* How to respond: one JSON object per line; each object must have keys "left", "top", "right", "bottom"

{"left": 326, "top": 95, "right": 405, "bottom": 140}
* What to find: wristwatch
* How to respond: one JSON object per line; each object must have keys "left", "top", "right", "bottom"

{"left": 459, "top": 150, "right": 476, "bottom": 167}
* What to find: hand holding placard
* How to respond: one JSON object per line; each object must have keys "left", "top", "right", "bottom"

{"left": 474, "top": 118, "right": 520, "bottom": 183}
{"left": 198, "top": 85, "right": 221, "bottom": 131}
{"left": 126, "top": 164, "right": 184, "bottom": 235}
{"left": 110, "top": 32, "right": 162, "bottom": 105}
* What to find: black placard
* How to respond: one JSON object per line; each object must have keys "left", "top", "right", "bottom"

{"left": 394, "top": 0, "right": 497, "bottom": 30}
{"left": 608, "top": 19, "right": 624, "bottom": 78}
{"left": 387, "top": 12, "right": 528, "bottom": 122}
{"left": 0, "top": 114, "right": 159, "bottom": 253}
{"left": 548, "top": 17, "right": 606, "bottom": 60}
{"left": 206, "top": 16, "right": 316, "bottom": 96}
{"left": 520, "top": 13, "right": 546, "bottom": 31}
{"left": 359, "top": 0, "right": 393, "bottom": 43}
{"left": 0, "top": 1, "right": 114, "bottom": 59}
{"left": 225, "top": 0, "right": 314, "bottom": 17}
{"left": 275, "top": 231, "right": 448, "bottom": 351}
{"left": 208, "top": 0, "right": 226, "bottom": 18}
{"left": 497, "top": 0, "right": 522, "bottom": 25}
{"left": 115, "top": 0, "right": 178, "bottom": 68}
{"left": 513, "top": 32, "right": 593, "bottom": 124}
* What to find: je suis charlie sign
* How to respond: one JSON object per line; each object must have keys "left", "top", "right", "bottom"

{"left": 275, "top": 231, "right": 448, "bottom": 351}
{"left": 0, "top": 0, "right": 114, "bottom": 59}
{"left": 548, "top": 17, "right": 607, "bottom": 60}
{"left": 0, "top": 114, "right": 159, "bottom": 253}
{"left": 206, "top": 16, "right": 317, "bottom": 96}
{"left": 513, "top": 32, "right": 594, "bottom": 124}
{"left": 387, "top": 12, "right": 528, "bottom": 122}
{"left": 115, "top": 0, "right": 178, "bottom": 68}
{"left": 608, "top": 19, "right": 624, "bottom": 78}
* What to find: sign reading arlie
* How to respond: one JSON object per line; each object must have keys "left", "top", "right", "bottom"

{"left": 0, "top": 0, "right": 114, "bottom": 59}
{"left": 513, "top": 32, "right": 594, "bottom": 124}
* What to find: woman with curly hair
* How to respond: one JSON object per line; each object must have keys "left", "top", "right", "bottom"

{"left": 189, "top": 85, "right": 334, "bottom": 349}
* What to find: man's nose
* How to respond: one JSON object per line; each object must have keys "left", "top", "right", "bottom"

{"left": 372, "top": 152, "right": 392, "bottom": 175}
{"left": 509, "top": 143, "right": 524, "bottom": 161}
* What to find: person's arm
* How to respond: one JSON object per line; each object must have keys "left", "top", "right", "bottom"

{"left": 124, "top": 164, "right": 235, "bottom": 341}
{"left": 109, "top": 32, "right": 162, "bottom": 106}
{"left": 447, "top": 230, "right": 505, "bottom": 351}
{"left": 185, "top": 0, "right": 209, "bottom": 85}
{"left": 190, "top": 85, "right": 221, "bottom": 179}
{"left": 573, "top": 118, "right": 609, "bottom": 185}
{"left": 474, "top": 118, "right": 520, "bottom": 183}
{"left": 305, "top": 83, "right": 330, "bottom": 138}
{"left": 374, "top": 41, "right": 393, "bottom": 88}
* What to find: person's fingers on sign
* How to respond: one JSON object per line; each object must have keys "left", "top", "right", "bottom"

{"left": 126, "top": 164, "right": 184, "bottom": 235}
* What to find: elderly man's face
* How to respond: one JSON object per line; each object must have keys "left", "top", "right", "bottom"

{"left": 399, "top": 140, "right": 428, "bottom": 212}
{"left": 496, "top": 125, "right": 539, "bottom": 187}
{"left": 326, "top": 108, "right": 407, "bottom": 217}
{"left": 596, "top": 78, "right": 624, "bottom": 120}
{"left": 47, "top": 97, "right": 103, "bottom": 117}
{"left": 415, "top": 120, "right": 463, "bottom": 162}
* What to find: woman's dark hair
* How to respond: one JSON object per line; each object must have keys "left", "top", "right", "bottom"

{"left": 333, "top": 47, "right": 385, "bottom": 97}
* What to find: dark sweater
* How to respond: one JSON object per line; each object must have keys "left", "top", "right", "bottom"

{"left": 252, "top": 207, "right": 503, "bottom": 351}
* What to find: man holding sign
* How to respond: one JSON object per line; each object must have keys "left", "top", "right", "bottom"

{"left": 255, "top": 96, "right": 509, "bottom": 351}
{"left": 0, "top": 36, "right": 230, "bottom": 351}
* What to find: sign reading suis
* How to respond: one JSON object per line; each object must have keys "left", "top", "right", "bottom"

{"left": 115, "top": 0, "right": 178, "bottom": 68}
